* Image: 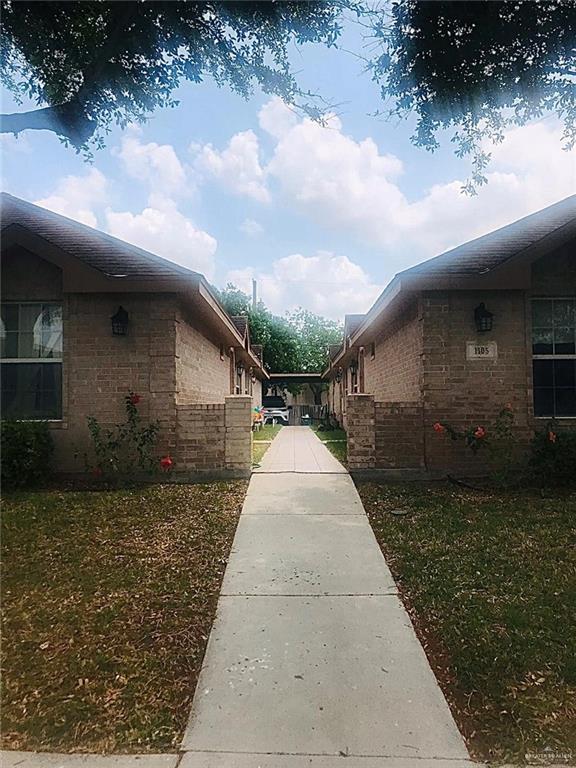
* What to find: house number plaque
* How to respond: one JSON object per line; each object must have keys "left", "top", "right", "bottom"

{"left": 466, "top": 341, "right": 498, "bottom": 360}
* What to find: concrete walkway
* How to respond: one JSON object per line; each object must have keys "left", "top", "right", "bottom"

{"left": 181, "top": 427, "right": 472, "bottom": 767}
{"left": 254, "top": 425, "right": 347, "bottom": 474}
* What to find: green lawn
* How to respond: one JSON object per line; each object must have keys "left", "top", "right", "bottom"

{"left": 1, "top": 482, "right": 247, "bottom": 753}
{"left": 252, "top": 424, "right": 282, "bottom": 465}
{"left": 357, "top": 481, "right": 576, "bottom": 763}
{"left": 312, "top": 425, "right": 347, "bottom": 465}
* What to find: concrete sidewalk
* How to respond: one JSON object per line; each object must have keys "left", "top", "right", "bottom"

{"left": 254, "top": 425, "right": 347, "bottom": 473}
{"left": 182, "top": 427, "right": 472, "bottom": 767}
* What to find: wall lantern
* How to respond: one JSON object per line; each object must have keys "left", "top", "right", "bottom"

{"left": 249, "top": 366, "right": 256, "bottom": 383}
{"left": 474, "top": 302, "right": 493, "bottom": 333}
{"left": 335, "top": 366, "right": 343, "bottom": 383}
{"left": 349, "top": 358, "right": 358, "bottom": 376}
{"left": 111, "top": 306, "right": 129, "bottom": 336}
{"left": 236, "top": 360, "right": 245, "bottom": 378}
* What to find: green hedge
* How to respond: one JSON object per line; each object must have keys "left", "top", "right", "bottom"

{"left": 1, "top": 421, "right": 54, "bottom": 490}
{"left": 529, "top": 426, "right": 576, "bottom": 487}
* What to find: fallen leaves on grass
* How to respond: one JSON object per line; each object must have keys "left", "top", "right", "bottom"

{"left": 358, "top": 482, "right": 576, "bottom": 763}
{"left": 1, "top": 482, "right": 247, "bottom": 753}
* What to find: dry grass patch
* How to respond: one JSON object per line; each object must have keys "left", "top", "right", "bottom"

{"left": 1, "top": 482, "right": 247, "bottom": 753}
{"left": 358, "top": 482, "right": 576, "bottom": 763}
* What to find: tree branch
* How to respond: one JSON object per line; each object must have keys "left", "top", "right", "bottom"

{"left": 0, "top": 102, "right": 95, "bottom": 147}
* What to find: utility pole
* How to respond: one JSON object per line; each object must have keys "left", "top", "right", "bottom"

{"left": 252, "top": 279, "right": 257, "bottom": 309}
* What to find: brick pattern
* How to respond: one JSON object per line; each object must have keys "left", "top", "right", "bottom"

{"left": 364, "top": 300, "right": 422, "bottom": 401}
{"left": 176, "top": 403, "right": 226, "bottom": 471}
{"left": 225, "top": 395, "right": 252, "bottom": 471}
{"left": 421, "top": 289, "right": 532, "bottom": 474}
{"left": 346, "top": 394, "right": 375, "bottom": 469}
{"left": 176, "top": 306, "right": 231, "bottom": 404}
{"left": 374, "top": 402, "right": 424, "bottom": 469}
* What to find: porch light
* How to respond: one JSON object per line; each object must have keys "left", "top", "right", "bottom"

{"left": 474, "top": 303, "right": 493, "bottom": 333}
{"left": 249, "top": 366, "right": 256, "bottom": 383}
{"left": 236, "top": 360, "right": 245, "bottom": 378}
{"left": 349, "top": 358, "right": 358, "bottom": 376}
{"left": 111, "top": 306, "right": 129, "bottom": 336}
{"left": 335, "top": 366, "right": 343, "bottom": 383}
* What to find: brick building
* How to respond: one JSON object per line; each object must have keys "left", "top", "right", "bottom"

{"left": 324, "top": 195, "right": 576, "bottom": 475}
{"left": 1, "top": 194, "right": 266, "bottom": 476}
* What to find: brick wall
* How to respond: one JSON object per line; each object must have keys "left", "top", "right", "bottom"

{"left": 374, "top": 402, "right": 424, "bottom": 469}
{"left": 176, "top": 403, "right": 226, "bottom": 471}
{"left": 364, "top": 300, "right": 422, "bottom": 401}
{"left": 346, "top": 394, "right": 374, "bottom": 469}
{"left": 176, "top": 305, "right": 231, "bottom": 404}
{"left": 56, "top": 292, "right": 179, "bottom": 472}
{"left": 421, "top": 289, "right": 532, "bottom": 474}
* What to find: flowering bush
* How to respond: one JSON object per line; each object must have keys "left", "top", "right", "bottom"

{"left": 433, "top": 405, "right": 518, "bottom": 482}
{"left": 86, "top": 392, "right": 163, "bottom": 480}
{"left": 529, "top": 425, "right": 576, "bottom": 487}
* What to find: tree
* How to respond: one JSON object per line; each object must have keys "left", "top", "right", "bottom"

{"left": 215, "top": 285, "right": 341, "bottom": 382}
{"left": 369, "top": 0, "right": 576, "bottom": 191}
{"left": 0, "top": 1, "right": 344, "bottom": 149}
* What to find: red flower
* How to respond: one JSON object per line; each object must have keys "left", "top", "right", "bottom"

{"left": 160, "top": 455, "right": 173, "bottom": 471}
{"left": 93, "top": 467, "right": 103, "bottom": 477}
{"left": 474, "top": 426, "right": 486, "bottom": 439}
{"left": 548, "top": 431, "right": 557, "bottom": 443}
{"left": 128, "top": 393, "right": 141, "bottom": 405}
{"left": 433, "top": 422, "right": 446, "bottom": 433}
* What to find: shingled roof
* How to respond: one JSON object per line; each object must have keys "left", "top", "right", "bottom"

{"left": 0, "top": 192, "right": 199, "bottom": 280}
{"left": 401, "top": 194, "right": 576, "bottom": 278}
{"left": 230, "top": 315, "right": 248, "bottom": 338}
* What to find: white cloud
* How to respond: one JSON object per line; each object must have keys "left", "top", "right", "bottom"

{"left": 226, "top": 250, "right": 382, "bottom": 321}
{"left": 35, "top": 168, "right": 107, "bottom": 227}
{"left": 263, "top": 100, "right": 575, "bottom": 267}
{"left": 115, "top": 136, "right": 186, "bottom": 193}
{"left": 194, "top": 129, "right": 269, "bottom": 202}
{"left": 239, "top": 218, "right": 263, "bottom": 237}
{"left": 258, "top": 97, "right": 298, "bottom": 139}
{"left": 105, "top": 195, "right": 217, "bottom": 279}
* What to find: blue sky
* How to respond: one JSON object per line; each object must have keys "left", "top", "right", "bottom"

{"left": 1, "top": 17, "right": 574, "bottom": 320}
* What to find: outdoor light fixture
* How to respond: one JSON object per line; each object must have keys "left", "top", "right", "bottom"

{"left": 335, "top": 366, "right": 343, "bottom": 383}
{"left": 236, "top": 360, "right": 245, "bottom": 378}
{"left": 249, "top": 366, "right": 256, "bottom": 383}
{"left": 474, "top": 302, "right": 494, "bottom": 333}
{"left": 349, "top": 358, "right": 358, "bottom": 376}
{"left": 111, "top": 306, "right": 129, "bottom": 336}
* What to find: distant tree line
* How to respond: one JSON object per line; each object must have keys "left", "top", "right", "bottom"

{"left": 215, "top": 283, "right": 342, "bottom": 375}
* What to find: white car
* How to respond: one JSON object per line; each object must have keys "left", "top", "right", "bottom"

{"left": 262, "top": 396, "right": 290, "bottom": 425}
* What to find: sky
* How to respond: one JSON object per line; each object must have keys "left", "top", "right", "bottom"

{"left": 1, "top": 17, "right": 575, "bottom": 321}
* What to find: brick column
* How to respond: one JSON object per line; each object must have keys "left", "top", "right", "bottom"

{"left": 346, "top": 393, "right": 375, "bottom": 470}
{"left": 225, "top": 395, "right": 252, "bottom": 472}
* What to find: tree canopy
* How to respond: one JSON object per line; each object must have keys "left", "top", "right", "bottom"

{"left": 216, "top": 283, "right": 342, "bottom": 375}
{"left": 0, "top": 0, "right": 342, "bottom": 148}
{"left": 1, "top": 1, "right": 574, "bottom": 183}
{"left": 370, "top": 0, "right": 576, "bottom": 191}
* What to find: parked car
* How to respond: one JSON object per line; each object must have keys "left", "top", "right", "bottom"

{"left": 262, "top": 395, "right": 290, "bottom": 426}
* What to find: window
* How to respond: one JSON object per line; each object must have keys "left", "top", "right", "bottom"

{"left": 532, "top": 298, "right": 576, "bottom": 417}
{"left": 1, "top": 303, "right": 63, "bottom": 419}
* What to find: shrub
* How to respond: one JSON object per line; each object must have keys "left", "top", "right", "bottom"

{"left": 86, "top": 392, "right": 166, "bottom": 481}
{"left": 1, "top": 421, "right": 54, "bottom": 490}
{"left": 529, "top": 426, "right": 576, "bottom": 487}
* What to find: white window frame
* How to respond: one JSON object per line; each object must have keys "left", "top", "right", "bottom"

{"left": 531, "top": 297, "right": 576, "bottom": 419}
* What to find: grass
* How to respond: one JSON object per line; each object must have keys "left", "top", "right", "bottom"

{"left": 252, "top": 424, "right": 282, "bottom": 465}
{"left": 312, "top": 425, "right": 347, "bottom": 465}
{"left": 1, "top": 482, "right": 247, "bottom": 754}
{"left": 357, "top": 481, "right": 576, "bottom": 763}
